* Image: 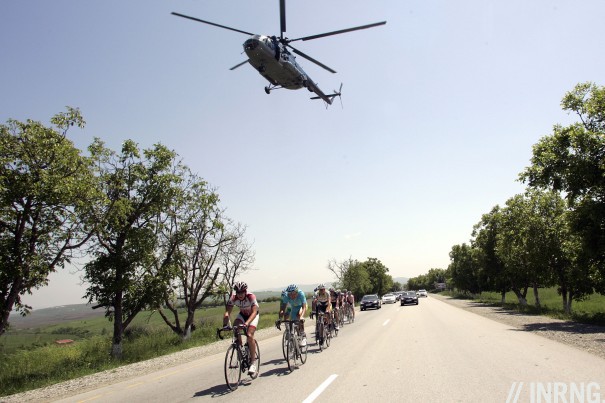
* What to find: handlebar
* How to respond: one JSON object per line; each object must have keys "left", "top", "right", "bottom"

{"left": 216, "top": 324, "right": 248, "bottom": 340}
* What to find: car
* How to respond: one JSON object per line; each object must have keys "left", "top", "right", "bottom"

{"left": 360, "top": 294, "right": 382, "bottom": 310}
{"left": 417, "top": 289, "right": 428, "bottom": 297}
{"left": 400, "top": 291, "right": 419, "bottom": 305}
{"left": 381, "top": 293, "right": 397, "bottom": 304}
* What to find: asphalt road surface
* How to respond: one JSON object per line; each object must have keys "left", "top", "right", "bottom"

{"left": 54, "top": 297, "right": 605, "bottom": 402}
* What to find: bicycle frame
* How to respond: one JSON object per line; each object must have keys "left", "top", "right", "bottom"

{"left": 314, "top": 312, "right": 331, "bottom": 350}
{"left": 217, "top": 325, "right": 260, "bottom": 390}
{"left": 277, "top": 319, "right": 307, "bottom": 371}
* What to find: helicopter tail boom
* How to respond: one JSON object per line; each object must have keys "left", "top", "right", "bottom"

{"left": 310, "top": 83, "right": 343, "bottom": 106}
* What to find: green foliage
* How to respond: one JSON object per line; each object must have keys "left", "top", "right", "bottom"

{"left": 521, "top": 82, "right": 605, "bottom": 293}
{"left": 83, "top": 139, "right": 184, "bottom": 356}
{"left": 0, "top": 108, "right": 98, "bottom": 335}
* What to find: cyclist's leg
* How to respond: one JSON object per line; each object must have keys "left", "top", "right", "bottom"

{"left": 247, "top": 314, "right": 259, "bottom": 364}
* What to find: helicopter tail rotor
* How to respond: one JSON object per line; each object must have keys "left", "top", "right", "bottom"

{"left": 310, "top": 83, "right": 343, "bottom": 108}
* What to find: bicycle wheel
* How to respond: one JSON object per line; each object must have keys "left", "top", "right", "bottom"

{"left": 224, "top": 344, "right": 241, "bottom": 391}
{"left": 281, "top": 330, "right": 288, "bottom": 361}
{"left": 286, "top": 333, "right": 296, "bottom": 372}
{"left": 325, "top": 325, "right": 331, "bottom": 347}
{"left": 249, "top": 340, "right": 260, "bottom": 380}
{"left": 299, "top": 331, "right": 308, "bottom": 365}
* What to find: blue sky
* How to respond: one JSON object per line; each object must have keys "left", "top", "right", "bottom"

{"left": 2, "top": 0, "right": 604, "bottom": 309}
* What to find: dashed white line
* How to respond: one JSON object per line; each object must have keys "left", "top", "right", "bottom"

{"left": 382, "top": 319, "right": 390, "bottom": 326}
{"left": 303, "top": 374, "right": 338, "bottom": 403}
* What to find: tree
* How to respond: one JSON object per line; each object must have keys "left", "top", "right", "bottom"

{"left": 327, "top": 257, "right": 357, "bottom": 288}
{"left": 84, "top": 139, "right": 181, "bottom": 358}
{"left": 156, "top": 171, "right": 254, "bottom": 339}
{"left": 340, "top": 259, "right": 371, "bottom": 300}
{"left": 0, "top": 108, "right": 97, "bottom": 336}
{"left": 362, "top": 257, "right": 393, "bottom": 296}
{"left": 448, "top": 244, "right": 482, "bottom": 296}
{"left": 472, "top": 206, "right": 508, "bottom": 303}
{"left": 495, "top": 191, "right": 568, "bottom": 307}
{"left": 521, "top": 82, "right": 605, "bottom": 293}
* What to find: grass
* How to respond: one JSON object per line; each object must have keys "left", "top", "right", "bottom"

{"left": 441, "top": 287, "right": 605, "bottom": 326}
{"left": 0, "top": 300, "right": 283, "bottom": 397}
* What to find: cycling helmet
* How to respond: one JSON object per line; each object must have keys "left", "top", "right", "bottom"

{"left": 281, "top": 290, "right": 287, "bottom": 298}
{"left": 286, "top": 284, "right": 297, "bottom": 292}
{"left": 233, "top": 281, "right": 247, "bottom": 292}
{"left": 342, "top": 289, "right": 347, "bottom": 293}
{"left": 318, "top": 283, "right": 326, "bottom": 290}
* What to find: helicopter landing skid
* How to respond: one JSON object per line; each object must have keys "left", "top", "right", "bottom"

{"left": 264, "top": 84, "right": 282, "bottom": 94}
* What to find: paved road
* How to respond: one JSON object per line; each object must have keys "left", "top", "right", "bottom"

{"left": 55, "top": 297, "right": 605, "bottom": 402}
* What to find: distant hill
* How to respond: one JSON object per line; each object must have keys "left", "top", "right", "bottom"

{"left": 256, "top": 282, "right": 335, "bottom": 294}
{"left": 258, "top": 277, "right": 409, "bottom": 294}
{"left": 393, "top": 277, "right": 409, "bottom": 287}
{"left": 8, "top": 304, "right": 104, "bottom": 329}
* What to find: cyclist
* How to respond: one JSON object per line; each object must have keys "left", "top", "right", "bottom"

{"left": 310, "top": 287, "right": 318, "bottom": 319}
{"left": 329, "top": 287, "right": 340, "bottom": 330}
{"left": 313, "top": 284, "right": 332, "bottom": 328}
{"left": 223, "top": 281, "right": 259, "bottom": 375}
{"left": 346, "top": 290, "right": 355, "bottom": 321}
{"left": 279, "top": 284, "right": 308, "bottom": 347}
{"left": 279, "top": 289, "right": 293, "bottom": 322}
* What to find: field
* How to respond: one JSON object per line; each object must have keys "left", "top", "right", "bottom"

{"left": 0, "top": 297, "right": 283, "bottom": 396}
{"left": 451, "top": 287, "right": 605, "bottom": 325}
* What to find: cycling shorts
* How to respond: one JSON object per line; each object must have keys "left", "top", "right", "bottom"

{"left": 235, "top": 312, "right": 259, "bottom": 329}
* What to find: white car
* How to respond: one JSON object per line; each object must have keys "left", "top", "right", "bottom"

{"left": 417, "top": 289, "right": 428, "bottom": 297}
{"left": 381, "top": 293, "right": 397, "bottom": 304}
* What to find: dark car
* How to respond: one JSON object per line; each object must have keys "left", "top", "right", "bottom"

{"left": 400, "top": 291, "right": 419, "bottom": 306}
{"left": 360, "top": 294, "right": 381, "bottom": 311}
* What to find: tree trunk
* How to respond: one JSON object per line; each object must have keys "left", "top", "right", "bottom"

{"left": 112, "top": 292, "right": 124, "bottom": 359}
{"left": 511, "top": 288, "right": 528, "bottom": 305}
{"left": 564, "top": 290, "right": 573, "bottom": 314}
{"left": 500, "top": 290, "right": 506, "bottom": 304}
{"left": 561, "top": 286, "right": 568, "bottom": 313}
{"left": 0, "top": 278, "right": 22, "bottom": 336}
{"left": 533, "top": 283, "right": 541, "bottom": 309}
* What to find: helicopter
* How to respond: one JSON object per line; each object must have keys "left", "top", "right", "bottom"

{"left": 172, "top": 1, "right": 386, "bottom": 105}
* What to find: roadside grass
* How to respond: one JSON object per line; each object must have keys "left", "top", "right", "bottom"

{"left": 440, "top": 287, "right": 605, "bottom": 326}
{"left": 0, "top": 301, "right": 282, "bottom": 397}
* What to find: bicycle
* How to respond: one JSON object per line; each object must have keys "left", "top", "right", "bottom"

{"left": 314, "top": 311, "right": 331, "bottom": 351}
{"left": 217, "top": 324, "right": 260, "bottom": 391}
{"left": 277, "top": 319, "right": 308, "bottom": 371}
{"left": 343, "top": 302, "right": 355, "bottom": 324}
{"left": 341, "top": 304, "right": 350, "bottom": 324}
{"left": 329, "top": 309, "right": 339, "bottom": 337}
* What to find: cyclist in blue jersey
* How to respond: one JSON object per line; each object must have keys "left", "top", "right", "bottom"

{"left": 279, "top": 284, "right": 308, "bottom": 346}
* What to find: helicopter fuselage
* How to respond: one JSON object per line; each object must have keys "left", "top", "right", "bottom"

{"left": 243, "top": 35, "right": 307, "bottom": 90}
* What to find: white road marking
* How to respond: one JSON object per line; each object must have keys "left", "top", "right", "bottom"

{"left": 303, "top": 374, "right": 338, "bottom": 403}
{"left": 383, "top": 319, "right": 390, "bottom": 326}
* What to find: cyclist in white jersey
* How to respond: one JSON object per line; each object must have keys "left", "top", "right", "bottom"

{"left": 223, "top": 281, "right": 259, "bottom": 375}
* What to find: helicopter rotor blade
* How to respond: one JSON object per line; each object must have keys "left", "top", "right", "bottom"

{"left": 171, "top": 12, "right": 255, "bottom": 36}
{"left": 229, "top": 60, "right": 249, "bottom": 70}
{"left": 288, "top": 21, "right": 386, "bottom": 42}
{"left": 279, "top": 0, "right": 286, "bottom": 40}
{"left": 287, "top": 45, "right": 337, "bottom": 73}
